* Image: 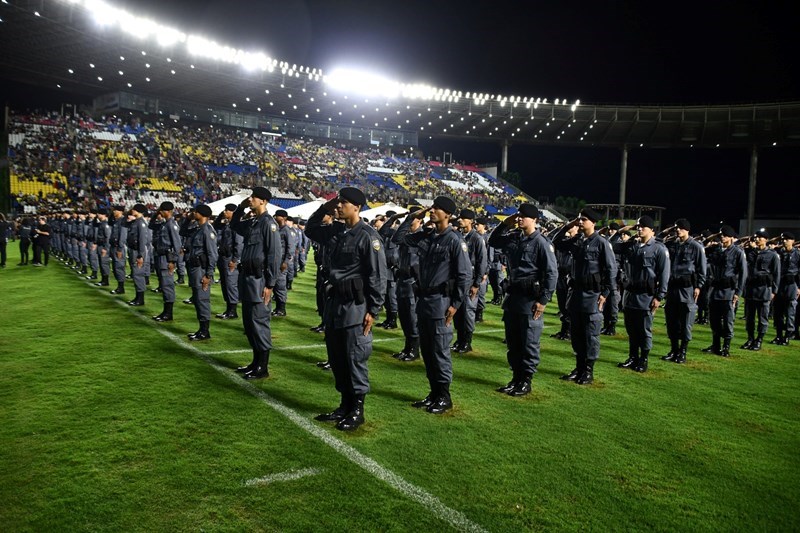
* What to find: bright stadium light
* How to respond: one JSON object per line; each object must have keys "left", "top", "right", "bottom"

{"left": 325, "top": 68, "right": 401, "bottom": 99}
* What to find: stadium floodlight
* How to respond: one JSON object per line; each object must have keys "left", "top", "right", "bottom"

{"left": 325, "top": 68, "right": 401, "bottom": 99}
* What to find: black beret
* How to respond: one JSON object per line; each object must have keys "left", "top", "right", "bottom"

{"left": 112, "top": 205, "right": 125, "bottom": 212}
{"left": 408, "top": 205, "right": 423, "bottom": 213}
{"left": 609, "top": 221, "right": 621, "bottom": 230}
{"left": 753, "top": 229, "right": 769, "bottom": 239}
{"left": 338, "top": 186, "right": 366, "bottom": 207}
{"left": 225, "top": 203, "right": 238, "bottom": 212}
{"left": 518, "top": 203, "right": 540, "bottom": 219}
{"left": 579, "top": 207, "right": 601, "bottom": 223}
{"left": 132, "top": 203, "right": 147, "bottom": 214}
{"left": 286, "top": 216, "right": 295, "bottom": 223}
{"left": 432, "top": 195, "right": 457, "bottom": 215}
{"left": 636, "top": 215, "right": 655, "bottom": 229}
{"left": 89, "top": 208, "right": 98, "bottom": 215}
{"left": 251, "top": 186, "right": 272, "bottom": 201}
{"left": 781, "top": 231, "right": 795, "bottom": 240}
{"left": 459, "top": 208, "right": 476, "bottom": 220}
{"left": 274, "top": 209, "right": 288, "bottom": 218}
{"left": 720, "top": 225, "right": 737, "bottom": 238}
{"left": 386, "top": 210, "right": 397, "bottom": 217}
{"left": 675, "top": 218, "right": 691, "bottom": 231}
{"left": 195, "top": 204, "right": 212, "bottom": 218}
{"left": 475, "top": 217, "right": 489, "bottom": 225}
{"left": 158, "top": 201, "right": 175, "bottom": 211}
{"left": 298, "top": 219, "right": 307, "bottom": 225}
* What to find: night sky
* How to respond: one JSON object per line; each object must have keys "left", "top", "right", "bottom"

{"left": 8, "top": 0, "right": 800, "bottom": 230}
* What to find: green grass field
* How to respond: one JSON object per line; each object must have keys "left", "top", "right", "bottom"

{"left": 1, "top": 246, "right": 798, "bottom": 532}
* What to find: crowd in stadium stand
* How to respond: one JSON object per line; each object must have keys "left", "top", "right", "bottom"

{"left": 8, "top": 110, "right": 536, "bottom": 223}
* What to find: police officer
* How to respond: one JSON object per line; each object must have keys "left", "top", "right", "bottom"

{"left": 182, "top": 204, "right": 218, "bottom": 341}
{"left": 601, "top": 222, "right": 623, "bottom": 335}
{"left": 126, "top": 204, "right": 150, "bottom": 306}
{"left": 474, "top": 217, "right": 490, "bottom": 322}
{"left": 487, "top": 223, "right": 507, "bottom": 306}
{"left": 93, "top": 210, "right": 112, "bottom": 286}
{"left": 86, "top": 209, "right": 100, "bottom": 280}
{"left": 742, "top": 229, "right": 780, "bottom": 351}
{"left": 702, "top": 225, "right": 747, "bottom": 357}
{"left": 452, "top": 208, "right": 487, "bottom": 353}
{"left": 551, "top": 224, "right": 578, "bottom": 340}
{"left": 615, "top": 216, "right": 670, "bottom": 373}
{"left": 662, "top": 218, "right": 707, "bottom": 363}
{"left": 305, "top": 187, "right": 387, "bottom": 431}
{"left": 272, "top": 209, "right": 294, "bottom": 316}
{"left": 388, "top": 207, "right": 422, "bottom": 361}
{"left": 109, "top": 205, "right": 128, "bottom": 295}
{"left": 772, "top": 232, "right": 800, "bottom": 345}
{"left": 394, "top": 196, "right": 471, "bottom": 414}
{"left": 552, "top": 207, "right": 617, "bottom": 385}
{"left": 150, "top": 202, "right": 182, "bottom": 322}
{"left": 230, "top": 187, "right": 281, "bottom": 379}
{"left": 488, "top": 204, "right": 558, "bottom": 395}
{"left": 213, "top": 203, "right": 244, "bottom": 320}
{"left": 377, "top": 211, "right": 400, "bottom": 330}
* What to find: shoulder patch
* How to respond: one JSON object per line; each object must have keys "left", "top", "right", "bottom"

{"left": 209, "top": 232, "right": 216, "bottom": 240}
{"left": 550, "top": 244, "right": 555, "bottom": 253}
{"left": 271, "top": 223, "right": 277, "bottom": 232}
{"left": 372, "top": 239, "right": 381, "bottom": 251}
{"left": 461, "top": 242, "right": 468, "bottom": 253}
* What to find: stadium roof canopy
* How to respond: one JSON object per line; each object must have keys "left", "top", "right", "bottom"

{"left": 2, "top": 0, "right": 800, "bottom": 148}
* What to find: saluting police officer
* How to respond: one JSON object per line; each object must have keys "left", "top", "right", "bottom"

{"left": 742, "top": 229, "right": 780, "bottom": 351}
{"left": 488, "top": 204, "right": 557, "bottom": 396}
{"left": 109, "top": 205, "right": 128, "bottom": 295}
{"left": 552, "top": 207, "right": 617, "bottom": 385}
{"left": 93, "top": 210, "right": 112, "bottom": 286}
{"left": 214, "top": 203, "right": 244, "bottom": 320}
{"left": 273, "top": 209, "right": 294, "bottom": 317}
{"left": 230, "top": 187, "right": 281, "bottom": 380}
{"left": 662, "top": 218, "right": 707, "bottom": 363}
{"left": 126, "top": 204, "right": 150, "bottom": 306}
{"left": 387, "top": 206, "right": 423, "bottom": 361}
{"left": 305, "top": 187, "right": 387, "bottom": 431}
{"left": 394, "top": 196, "right": 471, "bottom": 414}
{"left": 772, "top": 232, "right": 800, "bottom": 345}
{"left": 702, "top": 225, "right": 747, "bottom": 357}
{"left": 377, "top": 211, "right": 400, "bottom": 330}
{"left": 452, "top": 208, "right": 487, "bottom": 354}
{"left": 616, "top": 216, "right": 670, "bottom": 373}
{"left": 150, "top": 201, "right": 182, "bottom": 322}
{"left": 182, "top": 205, "right": 218, "bottom": 341}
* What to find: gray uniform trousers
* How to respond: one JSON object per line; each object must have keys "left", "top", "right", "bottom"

{"left": 397, "top": 280, "right": 419, "bottom": 341}
{"left": 384, "top": 279, "right": 398, "bottom": 314}
{"left": 745, "top": 299, "right": 771, "bottom": 337}
{"left": 112, "top": 248, "right": 126, "bottom": 283}
{"left": 570, "top": 310, "right": 603, "bottom": 361}
{"left": 274, "top": 270, "right": 288, "bottom": 306}
{"left": 99, "top": 245, "right": 111, "bottom": 277}
{"left": 218, "top": 257, "right": 240, "bottom": 304}
{"left": 624, "top": 308, "right": 655, "bottom": 351}
{"left": 155, "top": 256, "right": 176, "bottom": 303}
{"left": 504, "top": 313, "right": 543, "bottom": 377}
{"left": 325, "top": 326, "right": 373, "bottom": 396}
{"left": 775, "top": 282, "right": 798, "bottom": 336}
{"left": 132, "top": 255, "right": 148, "bottom": 292}
{"left": 665, "top": 300, "right": 697, "bottom": 343}
{"left": 455, "top": 292, "right": 477, "bottom": 341}
{"left": 710, "top": 299, "right": 736, "bottom": 340}
{"left": 88, "top": 243, "right": 99, "bottom": 272}
{"left": 190, "top": 266, "right": 212, "bottom": 321}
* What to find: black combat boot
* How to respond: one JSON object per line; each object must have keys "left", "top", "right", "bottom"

{"left": 497, "top": 371, "right": 518, "bottom": 393}
{"left": 412, "top": 385, "right": 437, "bottom": 409}
{"left": 475, "top": 309, "right": 484, "bottom": 323}
{"left": 561, "top": 354, "right": 585, "bottom": 381}
{"left": 427, "top": 384, "right": 453, "bottom": 414}
{"left": 154, "top": 302, "right": 173, "bottom": 322}
{"left": 509, "top": 375, "right": 533, "bottom": 396}
{"left": 315, "top": 394, "right": 350, "bottom": 422}
{"left": 633, "top": 350, "right": 649, "bottom": 373}
{"left": 336, "top": 394, "right": 365, "bottom": 431}
{"left": 618, "top": 347, "right": 637, "bottom": 369}
{"left": 382, "top": 312, "right": 398, "bottom": 329}
{"left": 110, "top": 282, "right": 125, "bottom": 295}
{"left": 400, "top": 339, "right": 420, "bottom": 362}
{"left": 127, "top": 292, "right": 144, "bottom": 306}
{"left": 576, "top": 360, "right": 595, "bottom": 385}
{"left": 673, "top": 341, "right": 687, "bottom": 364}
{"left": 236, "top": 350, "right": 259, "bottom": 374}
{"left": 740, "top": 336, "right": 754, "bottom": 350}
{"left": 86, "top": 269, "right": 98, "bottom": 280}
{"left": 188, "top": 321, "right": 211, "bottom": 341}
{"left": 455, "top": 333, "right": 473, "bottom": 353}
{"left": 702, "top": 337, "right": 721, "bottom": 355}
{"left": 720, "top": 339, "right": 731, "bottom": 357}
{"left": 94, "top": 275, "right": 109, "bottom": 287}
{"left": 750, "top": 335, "right": 764, "bottom": 351}
{"left": 244, "top": 350, "right": 270, "bottom": 379}
{"left": 662, "top": 339, "right": 679, "bottom": 361}
{"left": 225, "top": 303, "right": 238, "bottom": 319}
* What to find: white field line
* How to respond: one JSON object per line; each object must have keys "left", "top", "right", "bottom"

{"left": 244, "top": 467, "right": 323, "bottom": 487}
{"left": 93, "top": 281, "right": 487, "bottom": 533}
